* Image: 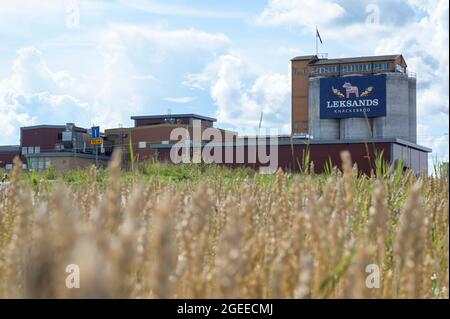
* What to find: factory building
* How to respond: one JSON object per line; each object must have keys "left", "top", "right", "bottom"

{"left": 105, "top": 114, "right": 237, "bottom": 167}
{"left": 288, "top": 53, "right": 428, "bottom": 173}
{"left": 0, "top": 123, "right": 109, "bottom": 172}
{"left": 0, "top": 146, "right": 23, "bottom": 171}
{"left": 0, "top": 53, "right": 432, "bottom": 175}
{"left": 291, "top": 54, "right": 411, "bottom": 136}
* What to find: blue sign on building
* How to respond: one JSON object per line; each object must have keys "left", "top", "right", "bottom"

{"left": 91, "top": 126, "right": 100, "bottom": 138}
{"left": 320, "top": 74, "right": 386, "bottom": 119}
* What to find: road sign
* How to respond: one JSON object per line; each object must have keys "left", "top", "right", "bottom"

{"left": 90, "top": 138, "right": 103, "bottom": 145}
{"left": 91, "top": 126, "right": 100, "bottom": 138}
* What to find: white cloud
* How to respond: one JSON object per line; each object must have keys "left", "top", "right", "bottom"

{"left": 98, "top": 25, "right": 230, "bottom": 65}
{"left": 118, "top": 0, "right": 246, "bottom": 19}
{"left": 374, "top": 0, "right": 449, "bottom": 117}
{"left": 163, "top": 96, "right": 197, "bottom": 104}
{"left": 255, "top": 0, "right": 345, "bottom": 29}
{"left": 0, "top": 47, "right": 88, "bottom": 144}
{"left": 186, "top": 52, "right": 291, "bottom": 132}
{"left": 0, "top": 23, "right": 233, "bottom": 145}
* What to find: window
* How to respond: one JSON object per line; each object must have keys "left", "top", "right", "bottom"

{"left": 57, "top": 132, "right": 63, "bottom": 140}
{"left": 30, "top": 158, "right": 37, "bottom": 170}
{"left": 138, "top": 141, "right": 146, "bottom": 149}
{"left": 396, "top": 64, "right": 405, "bottom": 73}
{"left": 21, "top": 147, "right": 27, "bottom": 155}
{"left": 28, "top": 146, "right": 34, "bottom": 154}
{"left": 38, "top": 159, "right": 44, "bottom": 171}
{"left": 34, "top": 146, "right": 40, "bottom": 153}
{"left": 373, "top": 62, "right": 390, "bottom": 71}
{"left": 292, "top": 68, "right": 301, "bottom": 76}
{"left": 44, "top": 158, "right": 51, "bottom": 169}
{"left": 314, "top": 66, "right": 338, "bottom": 74}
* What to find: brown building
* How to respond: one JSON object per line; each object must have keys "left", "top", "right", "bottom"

{"left": 0, "top": 146, "right": 23, "bottom": 171}
{"left": 20, "top": 123, "right": 109, "bottom": 171}
{"left": 104, "top": 114, "right": 237, "bottom": 166}
{"left": 291, "top": 54, "right": 408, "bottom": 135}
{"left": 151, "top": 137, "right": 430, "bottom": 175}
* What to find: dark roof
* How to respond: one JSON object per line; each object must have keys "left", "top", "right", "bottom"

{"left": 21, "top": 125, "right": 66, "bottom": 130}
{"left": 131, "top": 114, "right": 217, "bottom": 122}
{"left": 0, "top": 145, "right": 20, "bottom": 153}
{"left": 310, "top": 54, "right": 403, "bottom": 65}
{"left": 20, "top": 124, "right": 87, "bottom": 132}
{"left": 291, "top": 55, "right": 318, "bottom": 61}
{"left": 150, "top": 138, "right": 431, "bottom": 152}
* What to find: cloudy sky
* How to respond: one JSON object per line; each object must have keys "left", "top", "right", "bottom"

{"left": 0, "top": 0, "right": 448, "bottom": 163}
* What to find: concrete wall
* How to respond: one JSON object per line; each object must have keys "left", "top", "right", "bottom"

{"left": 308, "top": 77, "right": 340, "bottom": 139}
{"left": 51, "top": 156, "right": 109, "bottom": 171}
{"left": 309, "top": 73, "right": 417, "bottom": 143}
{"left": 27, "top": 155, "right": 108, "bottom": 172}
{"left": 373, "top": 73, "right": 411, "bottom": 141}
{"left": 340, "top": 117, "right": 373, "bottom": 139}
{"left": 408, "top": 77, "right": 417, "bottom": 143}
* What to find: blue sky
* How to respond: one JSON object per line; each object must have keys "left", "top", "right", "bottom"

{"left": 0, "top": 0, "right": 448, "bottom": 163}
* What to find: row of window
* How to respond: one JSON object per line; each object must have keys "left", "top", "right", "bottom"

{"left": 313, "top": 62, "right": 393, "bottom": 74}
{"left": 3, "top": 163, "right": 27, "bottom": 171}
{"left": 21, "top": 146, "right": 40, "bottom": 155}
{"left": 21, "top": 144, "right": 64, "bottom": 154}
{"left": 29, "top": 157, "right": 52, "bottom": 171}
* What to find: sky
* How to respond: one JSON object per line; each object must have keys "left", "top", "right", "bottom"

{"left": 0, "top": 0, "right": 448, "bottom": 164}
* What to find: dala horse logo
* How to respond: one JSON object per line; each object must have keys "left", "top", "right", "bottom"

{"left": 332, "top": 82, "right": 374, "bottom": 99}
{"left": 342, "top": 82, "right": 359, "bottom": 98}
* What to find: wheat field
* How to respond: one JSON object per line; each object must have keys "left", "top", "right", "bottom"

{"left": 0, "top": 151, "right": 448, "bottom": 298}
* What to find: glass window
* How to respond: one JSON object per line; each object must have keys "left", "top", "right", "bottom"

{"left": 28, "top": 146, "right": 34, "bottom": 154}
{"left": 21, "top": 147, "right": 27, "bottom": 155}
{"left": 45, "top": 158, "right": 51, "bottom": 169}
{"left": 34, "top": 146, "right": 40, "bottom": 153}
{"left": 138, "top": 141, "right": 146, "bottom": 149}
{"left": 38, "top": 159, "right": 44, "bottom": 170}
{"left": 396, "top": 64, "right": 405, "bottom": 73}
{"left": 31, "top": 158, "right": 37, "bottom": 170}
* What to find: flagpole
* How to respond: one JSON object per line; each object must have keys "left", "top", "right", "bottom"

{"left": 315, "top": 26, "right": 318, "bottom": 56}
